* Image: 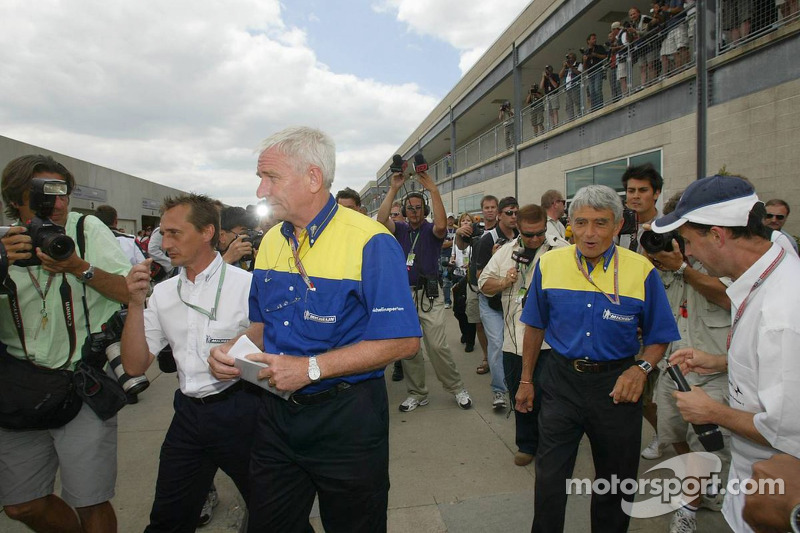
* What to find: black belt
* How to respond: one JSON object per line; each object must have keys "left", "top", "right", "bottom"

{"left": 186, "top": 380, "right": 246, "bottom": 405}
{"left": 289, "top": 381, "right": 354, "bottom": 406}
{"left": 556, "top": 355, "right": 635, "bottom": 374}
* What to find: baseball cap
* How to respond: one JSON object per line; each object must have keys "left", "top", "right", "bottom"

{"left": 651, "top": 175, "right": 759, "bottom": 233}
{"left": 611, "top": 21, "right": 622, "bottom": 29}
{"left": 447, "top": 212, "right": 455, "bottom": 218}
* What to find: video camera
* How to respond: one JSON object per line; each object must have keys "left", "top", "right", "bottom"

{"left": 639, "top": 229, "right": 685, "bottom": 255}
{"left": 14, "top": 178, "right": 75, "bottom": 267}
{"left": 390, "top": 153, "right": 429, "bottom": 179}
{"left": 84, "top": 309, "right": 150, "bottom": 395}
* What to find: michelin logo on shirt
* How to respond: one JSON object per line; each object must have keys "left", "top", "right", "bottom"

{"left": 602, "top": 309, "right": 635, "bottom": 323}
{"left": 304, "top": 310, "right": 336, "bottom": 324}
{"left": 371, "top": 306, "right": 406, "bottom": 313}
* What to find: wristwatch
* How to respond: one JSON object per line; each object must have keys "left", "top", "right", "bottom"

{"left": 675, "top": 261, "right": 689, "bottom": 276}
{"left": 636, "top": 360, "right": 654, "bottom": 376}
{"left": 308, "top": 356, "right": 321, "bottom": 383}
{"left": 78, "top": 264, "right": 95, "bottom": 284}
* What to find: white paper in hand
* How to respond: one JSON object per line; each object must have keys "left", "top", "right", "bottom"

{"left": 229, "top": 336, "right": 290, "bottom": 399}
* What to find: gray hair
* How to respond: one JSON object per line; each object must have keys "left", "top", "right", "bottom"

{"left": 569, "top": 185, "right": 623, "bottom": 223}
{"left": 257, "top": 126, "right": 336, "bottom": 189}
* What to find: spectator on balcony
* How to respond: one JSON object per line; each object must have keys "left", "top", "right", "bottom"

{"left": 525, "top": 83, "right": 545, "bottom": 137}
{"left": 660, "top": 0, "right": 691, "bottom": 75}
{"left": 540, "top": 65, "right": 560, "bottom": 127}
{"left": 628, "top": 6, "right": 658, "bottom": 85}
{"left": 722, "top": 0, "right": 752, "bottom": 44}
{"left": 607, "top": 24, "right": 624, "bottom": 102}
{"left": 559, "top": 54, "right": 581, "bottom": 121}
{"left": 582, "top": 33, "right": 608, "bottom": 111}
{"left": 499, "top": 101, "right": 515, "bottom": 149}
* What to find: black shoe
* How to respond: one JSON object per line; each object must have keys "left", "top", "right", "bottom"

{"left": 465, "top": 344, "right": 475, "bottom": 353}
{"left": 460, "top": 335, "right": 467, "bottom": 344}
{"left": 391, "top": 361, "right": 404, "bottom": 381}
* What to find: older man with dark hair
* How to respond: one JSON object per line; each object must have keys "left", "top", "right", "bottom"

{"left": 516, "top": 184, "right": 678, "bottom": 532}
{"left": 335, "top": 187, "right": 362, "bottom": 210}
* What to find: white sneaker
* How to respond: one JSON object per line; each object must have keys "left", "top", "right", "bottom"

{"left": 455, "top": 390, "right": 472, "bottom": 409}
{"left": 398, "top": 397, "right": 429, "bottom": 412}
{"left": 198, "top": 485, "right": 219, "bottom": 527}
{"left": 641, "top": 434, "right": 663, "bottom": 459}
{"left": 492, "top": 391, "right": 507, "bottom": 409}
{"left": 700, "top": 492, "right": 724, "bottom": 512}
{"left": 669, "top": 507, "right": 696, "bottom": 533}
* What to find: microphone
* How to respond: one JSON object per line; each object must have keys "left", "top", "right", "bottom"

{"left": 412, "top": 153, "right": 428, "bottom": 173}
{"left": 667, "top": 365, "right": 724, "bottom": 452}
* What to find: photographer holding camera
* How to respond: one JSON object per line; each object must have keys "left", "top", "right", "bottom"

{"left": 378, "top": 169, "right": 473, "bottom": 412}
{"left": 218, "top": 206, "right": 257, "bottom": 269}
{"left": 0, "top": 155, "right": 131, "bottom": 533}
{"left": 559, "top": 53, "right": 582, "bottom": 121}
{"left": 540, "top": 65, "right": 560, "bottom": 127}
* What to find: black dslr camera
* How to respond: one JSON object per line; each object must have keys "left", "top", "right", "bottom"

{"left": 14, "top": 178, "right": 75, "bottom": 267}
{"left": 639, "top": 229, "right": 685, "bottom": 255}
{"left": 84, "top": 309, "right": 150, "bottom": 395}
{"left": 240, "top": 229, "right": 264, "bottom": 261}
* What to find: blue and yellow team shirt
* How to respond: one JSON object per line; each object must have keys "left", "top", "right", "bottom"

{"left": 520, "top": 243, "right": 679, "bottom": 361}
{"left": 249, "top": 195, "right": 422, "bottom": 393}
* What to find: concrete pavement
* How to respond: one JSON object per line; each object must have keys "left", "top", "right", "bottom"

{"left": 1, "top": 315, "right": 730, "bottom": 532}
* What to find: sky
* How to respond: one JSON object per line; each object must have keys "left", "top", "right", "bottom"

{"left": 0, "top": 0, "right": 530, "bottom": 208}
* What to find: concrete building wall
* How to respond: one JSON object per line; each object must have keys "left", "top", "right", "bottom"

{"left": 443, "top": 77, "right": 800, "bottom": 235}
{"left": 0, "top": 135, "right": 185, "bottom": 231}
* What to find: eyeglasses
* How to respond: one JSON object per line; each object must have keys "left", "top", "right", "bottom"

{"left": 520, "top": 229, "right": 547, "bottom": 238}
{"left": 406, "top": 205, "right": 423, "bottom": 212}
{"left": 503, "top": 210, "right": 518, "bottom": 216}
{"left": 391, "top": 212, "right": 402, "bottom": 217}
{"left": 765, "top": 214, "right": 786, "bottom": 220}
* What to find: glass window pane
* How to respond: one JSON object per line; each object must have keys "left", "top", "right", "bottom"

{"left": 630, "top": 152, "right": 661, "bottom": 173}
{"left": 595, "top": 160, "right": 628, "bottom": 192}
{"left": 566, "top": 168, "right": 593, "bottom": 198}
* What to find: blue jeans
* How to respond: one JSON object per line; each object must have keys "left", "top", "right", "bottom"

{"left": 478, "top": 293, "right": 506, "bottom": 394}
{"left": 588, "top": 70, "right": 604, "bottom": 111}
{"left": 440, "top": 262, "right": 452, "bottom": 305}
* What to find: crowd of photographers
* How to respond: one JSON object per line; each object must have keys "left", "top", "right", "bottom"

{"left": 1, "top": 148, "right": 799, "bottom": 533}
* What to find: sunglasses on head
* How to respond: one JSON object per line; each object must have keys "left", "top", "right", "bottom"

{"left": 503, "top": 209, "right": 518, "bottom": 216}
{"left": 765, "top": 214, "right": 786, "bottom": 220}
{"left": 521, "top": 229, "right": 547, "bottom": 238}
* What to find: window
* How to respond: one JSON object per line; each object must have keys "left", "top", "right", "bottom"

{"left": 457, "top": 193, "right": 483, "bottom": 214}
{"left": 566, "top": 149, "right": 662, "bottom": 199}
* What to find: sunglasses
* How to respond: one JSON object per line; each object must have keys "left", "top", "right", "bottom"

{"left": 521, "top": 229, "right": 547, "bottom": 238}
{"left": 765, "top": 214, "right": 786, "bottom": 220}
{"left": 503, "top": 209, "right": 518, "bottom": 216}
{"left": 406, "top": 205, "right": 423, "bottom": 212}
{"left": 391, "top": 212, "right": 402, "bottom": 217}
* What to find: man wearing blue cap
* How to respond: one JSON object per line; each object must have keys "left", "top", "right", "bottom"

{"left": 654, "top": 175, "right": 800, "bottom": 533}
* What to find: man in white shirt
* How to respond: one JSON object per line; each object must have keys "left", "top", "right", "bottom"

{"left": 653, "top": 175, "right": 800, "bottom": 533}
{"left": 121, "top": 193, "right": 259, "bottom": 532}
{"left": 541, "top": 189, "right": 566, "bottom": 240}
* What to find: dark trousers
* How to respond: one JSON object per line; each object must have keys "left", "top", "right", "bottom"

{"left": 247, "top": 378, "right": 390, "bottom": 533}
{"left": 504, "top": 349, "right": 550, "bottom": 455}
{"left": 146, "top": 387, "right": 260, "bottom": 533}
{"left": 532, "top": 353, "right": 642, "bottom": 533}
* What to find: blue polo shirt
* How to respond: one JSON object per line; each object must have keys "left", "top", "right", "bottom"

{"left": 520, "top": 243, "right": 679, "bottom": 361}
{"left": 393, "top": 220, "right": 443, "bottom": 287}
{"left": 250, "top": 195, "right": 422, "bottom": 393}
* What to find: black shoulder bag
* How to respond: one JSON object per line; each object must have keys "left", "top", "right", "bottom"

{"left": 73, "top": 216, "right": 128, "bottom": 421}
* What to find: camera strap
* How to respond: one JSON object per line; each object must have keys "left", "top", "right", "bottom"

{"left": 76, "top": 215, "right": 92, "bottom": 336}
{"left": 2, "top": 272, "right": 78, "bottom": 370}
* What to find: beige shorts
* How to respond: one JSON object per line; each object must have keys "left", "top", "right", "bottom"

{"left": 466, "top": 285, "right": 481, "bottom": 324}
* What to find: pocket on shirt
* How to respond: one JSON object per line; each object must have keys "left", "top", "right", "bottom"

{"left": 299, "top": 290, "right": 345, "bottom": 342}
{"left": 205, "top": 323, "right": 248, "bottom": 356}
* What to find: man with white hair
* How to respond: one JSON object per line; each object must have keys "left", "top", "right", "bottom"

{"left": 516, "top": 184, "right": 678, "bottom": 532}
{"left": 655, "top": 175, "right": 800, "bottom": 533}
{"left": 208, "top": 126, "right": 421, "bottom": 531}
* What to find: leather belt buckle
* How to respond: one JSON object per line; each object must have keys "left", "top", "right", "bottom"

{"left": 572, "top": 359, "right": 588, "bottom": 373}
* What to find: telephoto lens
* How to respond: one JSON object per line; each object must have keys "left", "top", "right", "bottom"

{"left": 667, "top": 365, "right": 724, "bottom": 452}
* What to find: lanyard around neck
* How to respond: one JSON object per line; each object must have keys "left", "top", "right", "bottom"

{"left": 575, "top": 248, "right": 620, "bottom": 305}
{"left": 177, "top": 262, "right": 227, "bottom": 321}
{"left": 289, "top": 233, "right": 316, "bottom": 291}
{"left": 727, "top": 247, "right": 785, "bottom": 350}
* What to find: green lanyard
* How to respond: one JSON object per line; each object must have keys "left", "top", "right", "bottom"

{"left": 177, "top": 262, "right": 227, "bottom": 321}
